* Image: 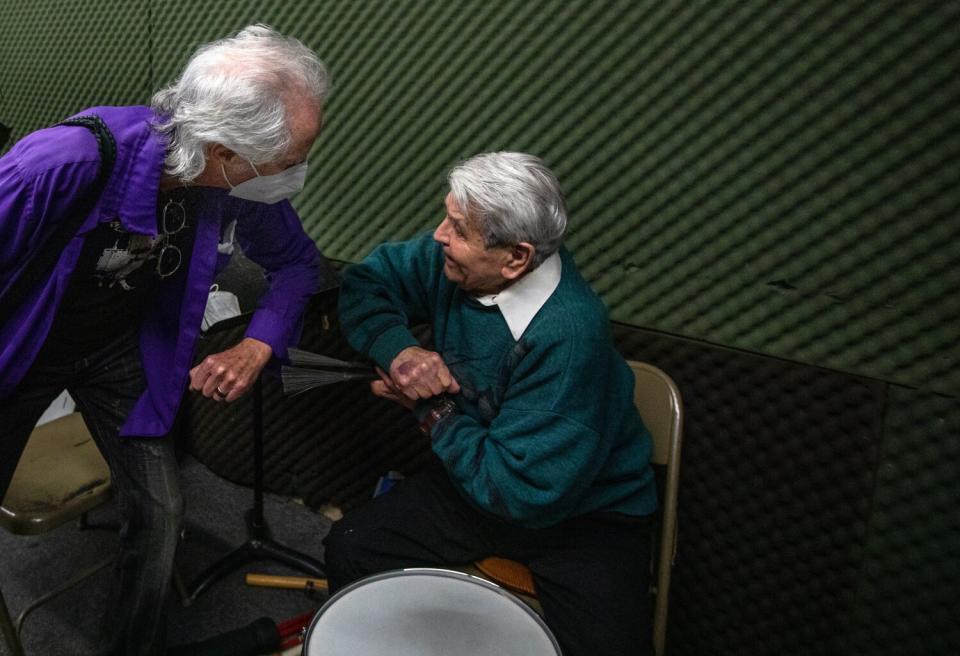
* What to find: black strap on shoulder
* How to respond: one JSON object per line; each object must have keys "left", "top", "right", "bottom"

{"left": 59, "top": 115, "right": 117, "bottom": 188}
{"left": 0, "top": 114, "right": 117, "bottom": 319}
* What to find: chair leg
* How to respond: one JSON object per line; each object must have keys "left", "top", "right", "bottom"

{"left": 14, "top": 557, "right": 113, "bottom": 640}
{"left": 0, "top": 587, "right": 26, "bottom": 656}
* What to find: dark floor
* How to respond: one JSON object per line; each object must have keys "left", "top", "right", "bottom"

{"left": 0, "top": 456, "right": 333, "bottom": 656}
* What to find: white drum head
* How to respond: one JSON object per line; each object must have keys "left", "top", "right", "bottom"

{"left": 303, "top": 568, "right": 561, "bottom": 655}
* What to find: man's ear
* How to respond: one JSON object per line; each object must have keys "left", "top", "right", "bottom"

{"left": 195, "top": 143, "right": 245, "bottom": 189}
{"left": 501, "top": 242, "right": 535, "bottom": 281}
{"left": 207, "top": 143, "right": 237, "bottom": 166}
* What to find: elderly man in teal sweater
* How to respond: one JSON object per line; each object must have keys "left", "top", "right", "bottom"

{"left": 325, "top": 152, "right": 657, "bottom": 656}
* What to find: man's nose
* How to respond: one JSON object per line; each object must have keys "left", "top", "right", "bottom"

{"left": 433, "top": 219, "right": 449, "bottom": 244}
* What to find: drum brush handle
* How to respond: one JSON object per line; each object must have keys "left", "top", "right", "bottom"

{"left": 246, "top": 573, "right": 329, "bottom": 592}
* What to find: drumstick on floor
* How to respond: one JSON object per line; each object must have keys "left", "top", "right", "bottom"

{"left": 245, "top": 573, "right": 329, "bottom": 592}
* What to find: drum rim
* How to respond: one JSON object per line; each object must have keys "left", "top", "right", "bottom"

{"left": 303, "top": 567, "right": 561, "bottom": 654}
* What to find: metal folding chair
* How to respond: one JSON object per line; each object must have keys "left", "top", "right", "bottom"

{"left": 0, "top": 412, "right": 113, "bottom": 653}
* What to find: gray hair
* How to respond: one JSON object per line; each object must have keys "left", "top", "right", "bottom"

{"left": 448, "top": 152, "right": 567, "bottom": 269}
{"left": 151, "top": 24, "right": 329, "bottom": 182}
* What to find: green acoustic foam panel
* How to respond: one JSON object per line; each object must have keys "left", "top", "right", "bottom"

{"left": 205, "top": 0, "right": 956, "bottom": 398}
{"left": 612, "top": 324, "right": 886, "bottom": 656}
{"left": 0, "top": 0, "right": 151, "bottom": 144}
{"left": 843, "top": 387, "right": 960, "bottom": 656}
{"left": 3, "top": 0, "right": 957, "bottom": 396}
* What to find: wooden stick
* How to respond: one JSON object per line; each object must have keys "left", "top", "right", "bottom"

{"left": 245, "top": 573, "right": 329, "bottom": 591}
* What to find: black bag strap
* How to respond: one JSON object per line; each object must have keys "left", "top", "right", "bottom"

{"left": 0, "top": 115, "right": 116, "bottom": 318}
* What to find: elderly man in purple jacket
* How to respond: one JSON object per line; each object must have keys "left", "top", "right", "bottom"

{"left": 0, "top": 25, "right": 328, "bottom": 655}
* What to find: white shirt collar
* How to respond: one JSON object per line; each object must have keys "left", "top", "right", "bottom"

{"left": 474, "top": 252, "right": 562, "bottom": 340}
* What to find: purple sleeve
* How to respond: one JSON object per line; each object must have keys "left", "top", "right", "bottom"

{"left": 232, "top": 199, "right": 323, "bottom": 358}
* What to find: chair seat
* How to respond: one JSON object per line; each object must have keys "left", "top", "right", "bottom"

{"left": 474, "top": 556, "right": 537, "bottom": 597}
{"left": 0, "top": 413, "right": 111, "bottom": 536}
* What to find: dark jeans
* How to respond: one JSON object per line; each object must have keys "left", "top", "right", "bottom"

{"left": 323, "top": 457, "right": 654, "bottom": 656}
{"left": 0, "top": 330, "right": 183, "bottom": 656}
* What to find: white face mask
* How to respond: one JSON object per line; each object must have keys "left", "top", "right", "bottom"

{"left": 202, "top": 284, "right": 242, "bottom": 332}
{"left": 222, "top": 159, "right": 308, "bottom": 204}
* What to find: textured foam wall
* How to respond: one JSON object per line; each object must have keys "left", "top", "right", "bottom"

{"left": 2, "top": 0, "right": 957, "bottom": 395}
{"left": 844, "top": 387, "right": 960, "bottom": 655}
{"left": 0, "top": 0, "right": 151, "bottom": 142}
{"left": 203, "top": 1, "right": 960, "bottom": 396}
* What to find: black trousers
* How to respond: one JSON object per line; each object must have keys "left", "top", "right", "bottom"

{"left": 323, "top": 457, "right": 654, "bottom": 656}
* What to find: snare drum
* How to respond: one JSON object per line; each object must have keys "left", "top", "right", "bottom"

{"left": 302, "top": 568, "right": 561, "bottom": 655}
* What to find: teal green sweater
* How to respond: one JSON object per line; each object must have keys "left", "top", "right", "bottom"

{"left": 339, "top": 234, "right": 656, "bottom": 528}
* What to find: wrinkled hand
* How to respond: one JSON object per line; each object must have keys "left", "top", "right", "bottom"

{"left": 189, "top": 337, "right": 272, "bottom": 403}
{"left": 370, "top": 367, "right": 416, "bottom": 410}
{"left": 388, "top": 346, "right": 460, "bottom": 401}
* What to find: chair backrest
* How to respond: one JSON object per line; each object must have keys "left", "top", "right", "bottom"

{"left": 628, "top": 361, "right": 683, "bottom": 656}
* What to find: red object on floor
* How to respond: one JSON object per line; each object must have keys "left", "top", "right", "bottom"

{"left": 277, "top": 609, "right": 316, "bottom": 640}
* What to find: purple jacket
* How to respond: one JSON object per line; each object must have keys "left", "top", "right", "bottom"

{"left": 0, "top": 106, "right": 322, "bottom": 436}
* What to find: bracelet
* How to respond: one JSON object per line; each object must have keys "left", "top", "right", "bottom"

{"left": 418, "top": 398, "right": 457, "bottom": 436}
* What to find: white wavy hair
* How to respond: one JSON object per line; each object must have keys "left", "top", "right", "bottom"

{"left": 448, "top": 152, "right": 568, "bottom": 269}
{"left": 151, "top": 24, "right": 329, "bottom": 182}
